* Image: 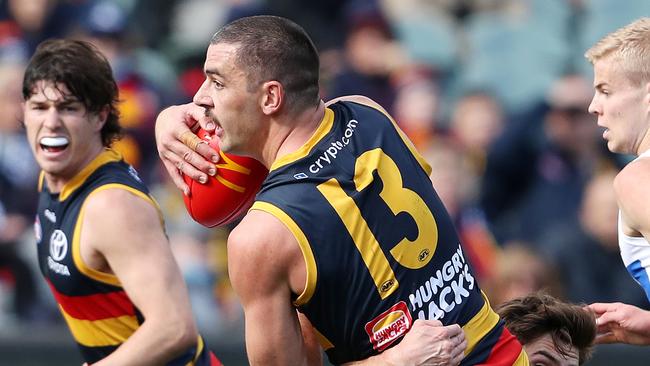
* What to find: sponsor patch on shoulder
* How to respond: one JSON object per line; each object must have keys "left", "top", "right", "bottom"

{"left": 365, "top": 301, "right": 412, "bottom": 351}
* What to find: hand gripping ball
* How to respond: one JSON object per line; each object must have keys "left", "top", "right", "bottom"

{"left": 183, "top": 129, "right": 268, "bottom": 227}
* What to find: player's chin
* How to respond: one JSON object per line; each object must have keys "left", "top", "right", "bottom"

{"left": 604, "top": 139, "right": 618, "bottom": 153}
{"left": 607, "top": 140, "right": 629, "bottom": 155}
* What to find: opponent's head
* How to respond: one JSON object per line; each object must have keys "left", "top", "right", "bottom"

{"left": 22, "top": 39, "right": 121, "bottom": 184}
{"left": 498, "top": 293, "right": 596, "bottom": 366}
{"left": 585, "top": 17, "right": 650, "bottom": 155}
{"left": 193, "top": 15, "right": 320, "bottom": 154}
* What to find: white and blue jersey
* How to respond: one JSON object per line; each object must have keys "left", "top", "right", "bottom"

{"left": 619, "top": 150, "right": 650, "bottom": 301}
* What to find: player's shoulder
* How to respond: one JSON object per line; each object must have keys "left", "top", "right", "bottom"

{"left": 614, "top": 158, "right": 650, "bottom": 227}
{"left": 614, "top": 157, "right": 650, "bottom": 196}
{"left": 83, "top": 184, "right": 156, "bottom": 223}
{"left": 81, "top": 184, "right": 162, "bottom": 255}
{"left": 228, "top": 210, "right": 300, "bottom": 270}
{"left": 229, "top": 210, "right": 295, "bottom": 256}
{"left": 227, "top": 210, "right": 299, "bottom": 292}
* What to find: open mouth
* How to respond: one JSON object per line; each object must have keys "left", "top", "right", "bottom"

{"left": 40, "top": 136, "right": 69, "bottom": 153}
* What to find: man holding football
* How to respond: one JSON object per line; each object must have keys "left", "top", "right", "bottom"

{"left": 156, "top": 15, "right": 526, "bottom": 366}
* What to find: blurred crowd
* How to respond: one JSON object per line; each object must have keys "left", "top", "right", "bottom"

{"left": 1, "top": 0, "right": 650, "bottom": 334}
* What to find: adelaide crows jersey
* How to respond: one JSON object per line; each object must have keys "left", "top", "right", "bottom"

{"left": 253, "top": 101, "right": 527, "bottom": 365}
{"left": 35, "top": 149, "right": 214, "bottom": 365}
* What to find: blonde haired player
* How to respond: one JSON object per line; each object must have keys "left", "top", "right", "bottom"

{"left": 586, "top": 17, "right": 650, "bottom": 345}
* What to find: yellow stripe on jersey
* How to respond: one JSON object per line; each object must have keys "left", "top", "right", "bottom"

{"left": 312, "top": 325, "right": 335, "bottom": 350}
{"left": 38, "top": 171, "right": 45, "bottom": 192}
{"left": 316, "top": 176, "right": 399, "bottom": 300}
{"left": 270, "top": 108, "right": 335, "bottom": 171}
{"left": 73, "top": 183, "right": 161, "bottom": 287}
{"left": 462, "top": 292, "right": 500, "bottom": 356}
{"left": 59, "top": 149, "right": 123, "bottom": 201}
{"left": 250, "top": 201, "right": 317, "bottom": 307}
{"left": 59, "top": 304, "right": 138, "bottom": 347}
{"left": 514, "top": 349, "right": 530, "bottom": 366}
{"left": 186, "top": 335, "right": 205, "bottom": 366}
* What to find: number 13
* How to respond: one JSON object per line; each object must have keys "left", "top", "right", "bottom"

{"left": 317, "top": 149, "right": 438, "bottom": 299}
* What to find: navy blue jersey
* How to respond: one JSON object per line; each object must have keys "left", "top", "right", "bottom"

{"left": 35, "top": 149, "right": 213, "bottom": 365}
{"left": 253, "top": 101, "right": 526, "bottom": 365}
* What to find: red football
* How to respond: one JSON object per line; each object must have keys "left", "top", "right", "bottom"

{"left": 183, "top": 129, "right": 268, "bottom": 227}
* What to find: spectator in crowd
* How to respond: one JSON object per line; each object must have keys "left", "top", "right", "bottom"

{"left": 0, "top": 57, "right": 40, "bottom": 322}
{"left": 481, "top": 73, "right": 611, "bottom": 246}
{"left": 484, "top": 242, "right": 561, "bottom": 308}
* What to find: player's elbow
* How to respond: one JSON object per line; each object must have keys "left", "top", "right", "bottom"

{"left": 173, "top": 318, "right": 200, "bottom": 352}
{"left": 156, "top": 314, "right": 199, "bottom": 355}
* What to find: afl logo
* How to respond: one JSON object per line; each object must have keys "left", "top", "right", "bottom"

{"left": 49, "top": 230, "right": 68, "bottom": 261}
{"left": 418, "top": 249, "right": 430, "bottom": 262}
{"left": 380, "top": 279, "right": 395, "bottom": 293}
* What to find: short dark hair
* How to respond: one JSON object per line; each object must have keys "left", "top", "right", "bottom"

{"left": 23, "top": 39, "right": 122, "bottom": 147}
{"left": 211, "top": 15, "right": 320, "bottom": 113}
{"left": 497, "top": 293, "right": 596, "bottom": 364}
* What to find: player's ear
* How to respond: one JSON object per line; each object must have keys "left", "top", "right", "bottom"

{"left": 93, "top": 105, "right": 110, "bottom": 132}
{"left": 260, "top": 81, "right": 283, "bottom": 115}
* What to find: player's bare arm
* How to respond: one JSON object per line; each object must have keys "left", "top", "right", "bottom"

{"left": 614, "top": 158, "right": 650, "bottom": 239}
{"left": 228, "top": 210, "right": 310, "bottom": 365}
{"left": 80, "top": 188, "right": 198, "bottom": 365}
{"left": 231, "top": 210, "right": 468, "bottom": 366}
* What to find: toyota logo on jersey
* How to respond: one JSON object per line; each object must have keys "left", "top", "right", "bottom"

{"left": 49, "top": 229, "right": 68, "bottom": 261}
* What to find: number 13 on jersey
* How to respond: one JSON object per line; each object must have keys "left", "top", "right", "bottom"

{"left": 317, "top": 148, "right": 439, "bottom": 299}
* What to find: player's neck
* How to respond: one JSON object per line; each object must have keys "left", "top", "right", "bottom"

{"left": 44, "top": 144, "right": 105, "bottom": 193}
{"left": 264, "top": 101, "right": 326, "bottom": 168}
{"left": 636, "top": 132, "right": 650, "bottom": 157}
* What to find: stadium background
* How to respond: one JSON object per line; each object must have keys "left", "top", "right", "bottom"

{"left": 2, "top": 0, "right": 650, "bottom": 364}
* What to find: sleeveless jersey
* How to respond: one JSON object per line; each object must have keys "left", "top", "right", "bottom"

{"left": 619, "top": 149, "right": 650, "bottom": 301}
{"left": 35, "top": 149, "right": 214, "bottom": 365}
{"left": 252, "top": 101, "right": 527, "bottom": 365}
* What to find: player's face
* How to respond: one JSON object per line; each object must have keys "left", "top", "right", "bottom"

{"left": 524, "top": 334, "right": 579, "bottom": 366}
{"left": 193, "top": 42, "right": 264, "bottom": 156}
{"left": 588, "top": 57, "right": 650, "bottom": 155}
{"left": 23, "top": 81, "right": 105, "bottom": 187}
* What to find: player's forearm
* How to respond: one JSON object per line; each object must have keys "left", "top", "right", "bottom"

{"left": 91, "top": 319, "right": 198, "bottom": 366}
{"left": 246, "top": 326, "right": 310, "bottom": 366}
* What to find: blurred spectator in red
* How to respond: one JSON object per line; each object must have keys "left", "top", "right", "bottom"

{"left": 423, "top": 137, "right": 499, "bottom": 283}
